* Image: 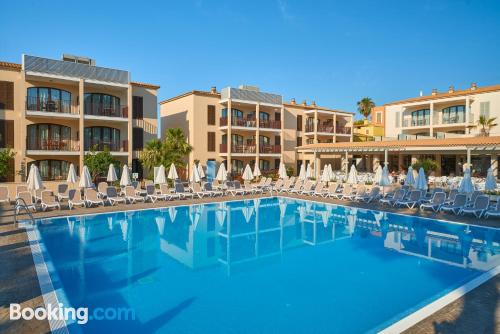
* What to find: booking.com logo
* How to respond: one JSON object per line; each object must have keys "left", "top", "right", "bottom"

{"left": 10, "top": 303, "right": 135, "bottom": 324}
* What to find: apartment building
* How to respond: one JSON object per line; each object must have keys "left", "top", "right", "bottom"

{"left": 0, "top": 54, "right": 159, "bottom": 182}
{"left": 160, "top": 86, "right": 353, "bottom": 177}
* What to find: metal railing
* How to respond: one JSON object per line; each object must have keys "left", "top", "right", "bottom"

{"left": 26, "top": 137, "right": 80, "bottom": 151}
{"left": 259, "top": 144, "right": 281, "bottom": 154}
{"left": 336, "top": 127, "right": 351, "bottom": 134}
{"left": 13, "top": 197, "right": 35, "bottom": 225}
{"left": 259, "top": 119, "right": 281, "bottom": 129}
{"left": 85, "top": 140, "right": 128, "bottom": 152}
{"left": 84, "top": 103, "right": 128, "bottom": 118}
{"left": 26, "top": 97, "right": 78, "bottom": 115}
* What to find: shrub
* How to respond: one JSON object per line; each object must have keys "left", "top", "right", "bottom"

{"left": 412, "top": 159, "right": 438, "bottom": 174}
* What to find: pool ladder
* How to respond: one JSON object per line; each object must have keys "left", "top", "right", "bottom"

{"left": 13, "top": 198, "right": 36, "bottom": 225}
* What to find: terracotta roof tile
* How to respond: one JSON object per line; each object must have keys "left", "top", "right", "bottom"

{"left": 131, "top": 81, "right": 160, "bottom": 90}
{"left": 0, "top": 61, "right": 22, "bottom": 71}
{"left": 159, "top": 90, "right": 221, "bottom": 104}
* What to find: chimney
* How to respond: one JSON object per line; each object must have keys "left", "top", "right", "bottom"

{"left": 301, "top": 100, "right": 307, "bottom": 106}
{"left": 470, "top": 82, "right": 477, "bottom": 91}
{"left": 419, "top": 91, "right": 423, "bottom": 97}
{"left": 448, "top": 86, "right": 455, "bottom": 93}
{"left": 311, "top": 100, "right": 316, "bottom": 107}
{"left": 210, "top": 86, "right": 217, "bottom": 94}
{"left": 431, "top": 89, "right": 437, "bottom": 96}
{"left": 290, "top": 98, "right": 296, "bottom": 105}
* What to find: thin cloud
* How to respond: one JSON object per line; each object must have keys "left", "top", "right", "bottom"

{"left": 277, "top": 0, "right": 295, "bottom": 20}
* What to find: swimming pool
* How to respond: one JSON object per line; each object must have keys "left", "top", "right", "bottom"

{"left": 28, "top": 197, "right": 499, "bottom": 333}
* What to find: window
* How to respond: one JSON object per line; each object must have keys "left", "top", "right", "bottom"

{"left": 28, "top": 160, "right": 71, "bottom": 181}
{"left": 207, "top": 105, "right": 216, "bottom": 125}
{"left": 297, "top": 115, "right": 303, "bottom": 131}
{"left": 275, "top": 135, "right": 281, "bottom": 145}
{"left": 27, "top": 124, "right": 71, "bottom": 150}
{"left": 376, "top": 112, "right": 382, "bottom": 124}
{"left": 27, "top": 87, "right": 71, "bottom": 113}
{"left": 395, "top": 112, "right": 400, "bottom": 128}
{"left": 297, "top": 137, "right": 302, "bottom": 147}
{"left": 231, "top": 159, "right": 244, "bottom": 174}
{"left": 275, "top": 159, "right": 280, "bottom": 169}
{"left": 480, "top": 102, "right": 490, "bottom": 119}
{"left": 259, "top": 135, "right": 270, "bottom": 145}
{"left": 84, "top": 93, "right": 122, "bottom": 117}
{"left": 275, "top": 112, "right": 281, "bottom": 121}
{"left": 259, "top": 112, "right": 270, "bottom": 121}
{"left": 132, "top": 96, "right": 143, "bottom": 120}
{"left": 221, "top": 108, "right": 243, "bottom": 118}
{"left": 305, "top": 117, "right": 315, "bottom": 132}
{"left": 207, "top": 132, "right": 216, "bottom": 151}
{"left": 0, "top": 120, "right": 14, "bottom": 148}
{"left": 411, "top": 109, "right": 430, "bottom": 126}
{"left": 84, "top": 126, "right": 121, "bottom": 151}
{"left": 441, "top": 105, "right": 465, "bottom": 124}
{"left": 259, "top": 159, "right": 270, "bottom": 171}
{"left": 132, "top": 127, "right": 144, "bottom": 150}
{"left": 0, "top": 81, "right": 14, "bottom": 110}
{"left": 132, "top": 159, "right": 143, "bottom": 179}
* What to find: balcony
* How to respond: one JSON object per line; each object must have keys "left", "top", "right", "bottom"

{"left": 259, "top": 120, "right": 281, "bottom": 129}
{"left": 220, "top": 144, "right": 255, "bottom": 154}
{"left": 26, "top": 137, "right": 80, "bottom": 154}
{"left": 336, "top": 127, "right": 352, "bottom": 135}
{"left": 85, "top": 140, "right": 128, "bottom": 152}
{"left": 305, "top": 124, "right": 335, "bottom": 133}
{"left": 259, "top": 145, "right": 281, "bottom": 154}
{"left": 220, "top": 117, "right": 257, "bottom": 128}
{"left": 26, "top": 97, "right": 79, "bottom": 116}
{"left": 84, "top": 103, "right": 128, "bottom": 118}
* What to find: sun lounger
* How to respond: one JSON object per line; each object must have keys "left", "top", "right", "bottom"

{"left": 440, "top": 194, "right": 467, "bottom": 215}
{"left": 278, "top": 179, "right": 294, "bottom": 193}
{"left": 313, "top": 182, "right": 327, "bottom": 196}
{"left": 444, "top": 189, "right": 458, "bottom": 204}
{"left": 34, "top": 187, "right": 46, "bottom": 203}
{"left": 394, "top": 190, "right": 421, "bottom": 209}
{"left": 460, "top": 195, "right": 489, "bottom": 218}
{"left": 343, "top": 185, "right": 365, "bottom": 201}
{"left": 16, "top": 185, "right": 28, "bottom": 197}
{"left": 324, "top": 183, "right": 340, "bottom": 198}
{"left": 0, "top": 186, "right": 10, "bottom": 203}
{"left": 16, "top": 191, "right": 36, "bottom": 213}
{"left": 356, "top": 186, "right": 380, "bottom": 203}
{"left": 380, "top": 188, "right": 405, "bottom": 206}
{"left": 227, "top": 181, "right": 247, "bottom": 196}
{"left": 56, "top": 183, "right": 70, "bottom": 201}
{"left": 192, "top": 183, "right": 210, "bottom": 198}
{"left": 85, "top": 188, "right": 105, "bottom": 207}
{"left": 68, "top": 189, "right": 86, "bottom": 209}
{"left": 420, "top": 192, "right": 446, "bottom": 212}
{"left": 40, "top": 190, "right": 61, "bottom": 211}
{"left": 261, "top": 178, "right": 273, "bottom": 192}
{"left": 160, "top": 184, "right": 180, "bottom": 200}
{"left": 175, "top": 183, "right": 195, "bottom": 199}
{"left": 246, "top": 183, "right": 261, "bottom": 194}
{"left": 253, "top": 177, "right": 267, "bottom": 189}
{"left": 288, "top": 180, "right": 304, "bottom": 194}
{"left": 300, "top": 181, "right": 316, "bottom": 195}
{"left": 484, "top": 200, "right": 500, "bottom": 218}
{"left": 124, "top": 186, "right": 145, "bottom": 203}
{"left": 97, "top": 182, "right": 108, "bottom": 198}
{"left": 464, "top": 190, "right": 482, "bottom": 208}
{"left": 106, "top": 187, "right": 126, "bottom": 205}
{"left": 333, "top": 184, "right": 353, "bottom": 200}
{"left": 144, "top": 184, "right": 161, "bottom": 203}
{"left": 205, "top": 183, "right": 223, "bottom": 196}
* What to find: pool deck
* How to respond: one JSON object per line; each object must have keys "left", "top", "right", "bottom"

{"left": 0, "top": 193, "right": 499, "bottom": 333}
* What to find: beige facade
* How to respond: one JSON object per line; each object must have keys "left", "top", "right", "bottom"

{"left": 0, "top": 54, "right": 159, "bottom": 182}
{"left": 160, "top": 86, "right": 353, "bottom": 177}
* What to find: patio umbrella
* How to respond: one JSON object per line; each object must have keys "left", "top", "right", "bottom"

{"left": 190, "top": 163, "right": 201, "bottom": 183}
{"left": 485, "top": 167, "right": 497, "bottom": 191}
{"left": 415, "top": 167, "right": 428, "bottom": 191}
{"left": 321, "top": 165, "right": 330, "bottom": 182}
{"left": 253, "top": 163, "right": 262, "bottom": 178}
{"left": 278, "top": 162, "right": 287, "bottom": 179}
{"left": 155, "top": 217, "right": 166, "bottom": 235}
{"left": 306, "top": 163, "right": 313, "bottom": 179}
{"left": 216, "top": 163, "right": 227, "bottom": 182}
{"left": 27, "top": 164, "right": 43, "bottom": 191}
{"left": 155, "top": 165, "right": 166, "bottom": 184}
{"left": 242, "top": 164, "right": 253, "bottom": 181}
{"left": 67, "top": 163, "right": 78, "bottom": 184}
{"left": 167, "top": 163, "right": 179, "bottom": 180}
{"left": 168, "top": 207, "right": 177, "bottom": 222}
{"left": 298, "top": 163, "right": 306, "bottom": 181}
{"left": 120, "top": 165, "right": 131, "bottom": 187}
{"left": 380, "top": 165, "right": 391, "bottom": 187}
{"left": 405, "top": 166, "right": 415, "bottom": 187}
{"left": 106, "top": 164, "right": 118, "bottom": 183}
{"left": 328, "top": 164, "right": 334, "bottom": 181}
{"left": 197, "top": 164, "right": 205, "bottom": 179}
{"left": 347, "top": 164, "right": 358, "bottom": 185}
{"left": 459, "top": 168, "right": 474, "bottom": 194}
{"left": 79, "top": 166, "right": 93, "bottom": 188}
{"left": 373, "top": 165, "right": 383, "bottom": 185}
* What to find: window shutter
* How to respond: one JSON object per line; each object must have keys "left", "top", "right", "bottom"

{"left": 132, "top": 96, "right": 143, "bottom": 120}
{"left": 297, "top": 137, "right": 302, "bottom": 147}
{"left": 275, "top": 112, "right": 281, "bottom": 121}
{"left": 207, "top": 105, "right": 216, "bottom": 125}
{"left": 297, "top": 115, "right": 303, "bottom": 131}
{"left": 207, "top": 132, "right": 215, "bottom": 151}
{"left": 275, "top": 135, "right": 281, "bottom": 145}
{"left": 5, "top": 120, "right": 14, "bottom": 148}
{"left": 0, "top": 81, "right": 14, "bottom": 110}
{"left": 132, "top": 127, "right": 144, "bottom": 150}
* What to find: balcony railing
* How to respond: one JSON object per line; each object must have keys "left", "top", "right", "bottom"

{"left": 26, "top": 137, "right": 80, "bottom": 151}
{"left": 220, "top": 144, "right": 256, "bottom": 154}
{"left": 411, "top": 119, "right": 430, "bottom": 127}
{"left": 259, "top": 145, "right": 281, "bottom": 154}
{"left": 85, "top": 140, "right": 128, "bottom": 152}
{"left": 26, "top": 97, "right": 78, "bottom": 115}
{"left": 84, "top": 103, "right": 128, "bottom": 118}
{"left": 305, "top": 124, "right": 336, "bottom": 133}
{"left": 336, "top": 127, "right": 351, "bottom": 134}
{"left": 259, "top": 120, "right": 281, "bottom": 129}
{"left": 219, "top": 117, "right": 257, "bottom": 128}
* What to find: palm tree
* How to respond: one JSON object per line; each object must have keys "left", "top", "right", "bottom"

{"left": 140, "top": 139, "right": 164, "bottom": 171}
{"left": 477, "top": 116, "right": 497, "bottom": 136}
{"left": 357, "top": 97, "right": 375, "bottom": 120}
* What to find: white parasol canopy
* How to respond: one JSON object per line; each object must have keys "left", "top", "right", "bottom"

{"left": 67, "top": 163, "right": 78, "bottom": 184}
{"left": 306, "top": 163, "right": 313, "bottom": 179}
{"left": 216, "top": 163, "right": 227, "bottom": 182}
{"left": 106, "top": 164, "right": 118, "bottom": 182}
{"left": 347, "top": 164, "right": 358, "bottom": 184}
{"left": 197, "top": 163, "right": 205, "bottom": 179}
{"left": 405, "top": 166, "right": 415, "bottom": 187}
{"left": 415, "top": 167, "right": 428, "bottom": 191}
{"left": 298, "top": 163, "right": 306, "bottom": 181}
{"left": 167, "top": 163, "right": 179, "bottom": 180}
{"left": 278, "top": 161, "right": 287, "bottom": 179}
{"left": 190, "top": 163, "right": 201, "bottom": 183}
{"left": 328, "top": 164, "right": 334, "bottom": 181}
{"left": 155, "top": 165, "right": 167, "bottom": 184}
{"left": 253, "top": 164, "right": 261, "bottom": 178}
{"left": 79, "top": 166, "right": 93, "bottom": 188}
{"left": 27, "top": 164, "right": 43, "bottom": 191}
{"left": 373, "top": 165, "right": 383, "bottom": 184}
{"left": 459, "top": 168, "right": 474, "bottom": 194}
{"left": 120, "top": 165, "right": 131, "bottom": 187}
{"left": 380, "top": 165, "right": 391, "bottom": 186}
{"left": 485, "top": 167, "right": 497, "bottom": 191}
{"left": 321, "top": 165, "right": 330, "bottom": 182}
{"left": 242, "top": 164, "right": 253, "bottom": 181}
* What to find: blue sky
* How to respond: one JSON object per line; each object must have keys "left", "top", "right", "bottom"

{"left": 1, "top": 0, "right": 499, "bottom": 117}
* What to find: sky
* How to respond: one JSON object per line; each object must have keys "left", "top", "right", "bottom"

{"left": 1, "top": 0, "right": 500, "bottom": 118}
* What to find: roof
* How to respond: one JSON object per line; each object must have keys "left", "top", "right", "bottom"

{"left": 160, "top": 90, "right": 221, "bottom": 104}
{"left": 0, "top": 61, "right": 22, "bottom": 71}
{"left": 385, "top": 84, "right": 500, "bottom": 106}
{"left": 131, "top": 81, "right": 160, "bottom": 90}
{"left": 298, "top": 136, "right": 500, "bottom": 152}
{"left": 283, "top": 101, "right": 354, "bottom": 115}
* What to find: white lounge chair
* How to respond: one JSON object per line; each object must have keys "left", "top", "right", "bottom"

{"left": 174, "top": 183, "right": 195, "bottom": 199}
{"left": 227, "top": 181, "right": 247, "bottom": 196}
{"left": 324, "top": 183, "right": 340, "bottom": 198}
{"left": 160, "top": 184, "right": 180, "bottom": 200}
{"left": 125, "top": 186, "right": 145, "bottom": 203}
{"left": 380, "top": 188, "right": 405, "bottom": 206}
{"left": 460, "top": 195, "right": 489, "bottom": 218}
{"left": 85, "top": 188, "right": 105, "bottom": 207}
{"left": 300, "top": 181, "right": 316, "bottom": 195}
{"left": 394, "top": 190, "right": 421, "bottom": 209}
{"left": 484, "top": 200, "right": 500, "bottom": 218}
{"left": 106, "top": 187, "right": 126, "bottom": 206}
{"left": 204, "top": 183, "right": 223, "bottom": 196}
{"left": 97, "top": 182, "right": 108, "bottom": 198}
{"left": 68, "top": 189, "right": 86, "bottom": 210}
{"left": 440, "top": 194, "right": 467, "bottom": 215}
{"left": 356, "top": 186, "right": 380, "bottom": 203}
{"left": 56, "top": 183, "right": 70, "bottom": 201}
{"left": 16, "top": 191, "right": 36, "bottom": 213}
{"left": 0, "top": 186, "right": 10, "bottom": 203}
{"left": 288, "top": 180, "right": 304, "bottom": 194}
{"left": 420, "top": 192, "right": 446, "bottom": 212}
{"left": 343, "top": 185, "right": 365, "bottom": 201}
{"left": 40, "top": 191, "right": 61, "bottom": 211}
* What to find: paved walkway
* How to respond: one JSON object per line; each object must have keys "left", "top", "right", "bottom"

{"left": 1, "top": 193, "right": 499, "bottom": 333}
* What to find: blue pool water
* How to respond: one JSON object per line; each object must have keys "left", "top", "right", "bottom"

{"left": 33, "top": 197, "right": 499, "bottom": 333}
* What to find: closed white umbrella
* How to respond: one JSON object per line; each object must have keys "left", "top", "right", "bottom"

{"left": 216, "top": 163, "right": 227, "bottom": 182}
{"left": 306, "top": 163, "right": 313, "bottom": 179}
{"left": 328, "top": 164, "right": 334, "bottom": 181}
{"left": 373, "top": 165, "right": 383, "bottom": 185}
{"left": 190, "top": 163, "right": 201, "bottom": 183}
{"left": 167, "top": 163, "right": 178, "bottom": 180}
{"left": 27, "top": 164, "right": 43, "bottom": 191}
{"left": 197, "top": 163, "right": 205, "bottom": 179}
{"left": 278, "top": 162, "right": 287, "bottom": 179}
{"left": 253, "top": 163, "right": 261, "bottom": 178}
{"left": 106, "top": 164, "right": 118, "bottom": 182}
{"left": 242, "top": 164, "right": 253, "bottom": 181}
{"left": 155, "top": 217, "right": 166, "bottom": 235}
{"left": 66, "top": 163, "right": 77, "bottom": 184}
{"left": 321, "top": 165, "right": 330, "bottom": 182}
{"left": 380, "top": 165, "right": 391, "bottom": 187}
{"left": 242, "top": 206, "right": 254, "bottom": 223}
{"left": 298, "top": 163, "right": 306, "bottom": 181}
{"left": 405, "top": 166, "right": 415, "bottom": 187}
{"left": 216, "top": 202, "right": 227, "bottom": 226}
{"left": 459, "top": 168, "right": 474, "bottom": 194}
{"left": 79, "top": 166, "right": 93, "bottom": 188}
{"left": 485, "top": 167, "right": 497, "bottom": 191}
{"left": 415, "top": 167, "right": 428, "bottom": 191}
{"left": 155, "top": 165, "right": 166, "bottom": 184}
{"left": 168, "top": 207, "right": 177, "bottom": 222}
{"left": 347, "top": 164, "right": 358, "bottom": 184}
{"left": 120, "top": 165, "right": 131, "bottom": 187}
{"left": 119, "top": 220, "right": 128, "bottom": 241}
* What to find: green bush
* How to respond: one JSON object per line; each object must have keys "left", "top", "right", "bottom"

{"left": 412, "top": 159, "right": 438, "bottom": 174}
